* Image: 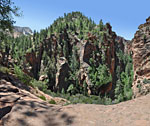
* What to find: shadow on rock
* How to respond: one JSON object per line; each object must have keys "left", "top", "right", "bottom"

{"left": 0, "top": 106, "right": 12, "bottom": 120}
{"left": 2, "top": 99, "right": 75, "bottom": 126}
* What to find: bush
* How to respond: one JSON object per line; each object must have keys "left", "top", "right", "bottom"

{"left": 14, "top": 65, "right": 32, "bottom": 85}
{"left": 48, "top": 92, "right": 112, "bottom": 105}
{"left": 14, "top": 65, "right": 48, "bottom": 93}
{"left": 38, "top": 95, "right": 46, "bottom": 101}
{"left": 88, "top": 59, "right": 112, "bottom": 95}
{"left": 49, "top": 99, "right": 56, "bottom": 104}
{"left": 0, "top": 66, "right": 11, "bottom": 74}
{"left": 115, "top": 53, "right": 133, "bottom": 102}
{"left": 30, "top": 79, "right": 48, "bottom": 92}
{"left": 143, "top": 78, "right": 150, "bottom": 84}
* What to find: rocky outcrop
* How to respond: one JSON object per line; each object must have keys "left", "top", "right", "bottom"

{"left": 55, "top": 57, "right": 70, "bottom": 92}
{"left": 79, "top": 40, "right": 95, "bottom": 95}
{"left": 0, "top": 79, "right": 72, "bottom": 126}
{"left": 13, "top": 26, "right": 33, "bottom": 38}
{"left": 78, "top": 24, "right": 118, "bottom": 95}
{"left": 25, "top": 42, "right": 44, "bottom": 79}
{"left": 39, "top": 75, "right": 48, "bottom": 81}
{"left": 0, "top": 73, "right": 68, "bottom": 107}
{"left": 132, "top": 17, "right": 150, "bottom": 98}
{"left": 116, "top": 36, "right": 131, "bottom": 54}
{"left": 23, "top": 23, "right": 127, "bottom": 96}
{"left": 1, "top": 77, "right": 150, "bottom": 126}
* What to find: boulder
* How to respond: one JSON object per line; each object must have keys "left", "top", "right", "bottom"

{"left": 39, "top": 75, "right": 48, "bottom": 81}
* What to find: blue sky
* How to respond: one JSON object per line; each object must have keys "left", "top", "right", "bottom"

{"left": 13, "top": 0, "right": 150, "bottom": 40}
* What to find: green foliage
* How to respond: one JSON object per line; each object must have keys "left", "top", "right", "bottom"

{"left": 14, "top": 65, "right": 48, "bottom": 92}
{"left": 14, "top": 65, "right": 32, "bottom": 85}
{"left": 137, "top": 83, "right": 142, "bottom": 92}
{"left": 88, "top": 58, "right": 112, "bottom": 95}
{"left": 45, "top": 90, "right": 112, "bottom": 105}
{"left": 115, "top": 51, "right": 133, "bottom": 103}
{"left": 0, "top": 65, "right": 11, "bottom": 73}
{"left": 49, "top": 99, "right": 56, "bottom": 104}
{"left": 67, "top": 94, "right": 112, "bottom": 105}
{"left": 30, "top": 79, "right": 48, "bottom": 92}
{"left": 66, "top": 46, "right": 80, "bottom": 94}
{"left": 99, "top": 19, "right": 104, "bottom": 31}
{"left": 2, "top": 12, "right": 105, "bottom": 96}
{"left": 1, "top": 11, "right": 135, "bottom": 105}
{"left": 67, "top": 84, "right": 74, "bottom": 93}
{"left": 38, "top": 95, "right": 46, "bottom": 101}
{"left": 0, "top": 0, "right": 21, "bottom": 61}
{"left": 143, "top": 78, "right": 150, "bottom": 84}
{"left": 46, "top": 11, "right": 97, "bottom": 40}
{"left": 0, "top": 0, "right": 21, "bottom": 32}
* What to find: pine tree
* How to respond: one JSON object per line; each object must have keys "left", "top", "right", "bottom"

{"left": 99, "top": 19, "right": 104, "bottom": 31}
{"left": 0, "top": 0, "right": 21, "bottom": 32}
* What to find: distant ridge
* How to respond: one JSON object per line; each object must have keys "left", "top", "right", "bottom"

{"left": 13, "top": 26, "right": 33, "bottom": 38}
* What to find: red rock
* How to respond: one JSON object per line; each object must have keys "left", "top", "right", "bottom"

{"left": 132, "top": 17, "right": 150, "bottom": 98}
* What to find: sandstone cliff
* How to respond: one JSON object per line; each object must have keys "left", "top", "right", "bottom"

{"left": 1, "top": 12, "right": 133, "bottom": 102}
{"left": 24, "top": 23, "right": 128, "bottom": 97}
{"left": 132, "top": 17, "right": 150, "bottom": 98}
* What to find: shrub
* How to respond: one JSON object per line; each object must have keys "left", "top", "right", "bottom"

{"left": 38, "top": 95, "right": 46, "bottom": 101}
{"left": 30, "top": 79, "right": 48, "bottom": 92}
{"left": 115, "top": 53, "right": 133, "bottom": 102}
{"left": 49, "top": 99, "right": 56, "bottom": 104}
{"left": 60, "top": 93, "right": 112, "bottom": 105}
{"left": 0, "top": 66, "right": 11, "bottom": 74}
{"left": 14, "top": 65, "right": 32, "bottom": 85}
{"left": 14, "top": 65, "right": 48, "bottom": 93}
{"left": 143, "top": 78, "right": 150, "bottom": 84}
{"left": 88, "top": 59, "right": 112, "bottom": 95}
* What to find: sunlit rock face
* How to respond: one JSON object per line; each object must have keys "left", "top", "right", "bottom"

{"left": 13, "top": 26, "right": 33, "bottom": 38}
{"left": 132, "top": 17, "right": 150, "bottom": 98}
{"left": 21, "top": 22, "right": 127, "bottom": 97}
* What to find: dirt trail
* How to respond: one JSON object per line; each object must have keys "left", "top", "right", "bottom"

{"left": 0, "top": 79, "right": 150, "bottom": 126}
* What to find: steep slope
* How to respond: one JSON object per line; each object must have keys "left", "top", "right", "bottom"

{"left": 132, "top": 17, "right": 150, "bottom": 98}
{"left": 0, "top": 12, "right": 133, "bottom": 104}
{"left": 21, "top": 12, "right": 133, "bottom": 100}
{"left": 1, "top": 76, "right": 150, "bottom": 126}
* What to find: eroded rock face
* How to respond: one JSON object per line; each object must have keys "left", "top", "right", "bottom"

{"left": 25, "top": 42, "right": 44, "bottom": 80}
{"left": 78, "top": 24, "right": 126, "bottom": 96}
{"left": 78, "top": 40, "right": 96, "bottom": 95}
{"left": 55, "top": 57, "right": 70, "bottom": 92}
{"left": 132, "top": 16, "right": 150, "bottom": 98}
{"left": 23, "top": 24, "right": 127, "bottom": 96}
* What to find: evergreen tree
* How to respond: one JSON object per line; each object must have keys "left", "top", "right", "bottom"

{"left": 99, "top": 19, "right": 104, "bottom": 31}
{"left": 0, "top": 0, "right": 21, "bottom": 32}
{"left": 88, "top": 58, "right": 112, "bottom": 95}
